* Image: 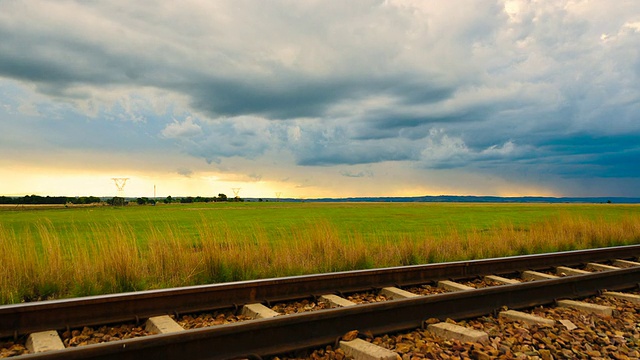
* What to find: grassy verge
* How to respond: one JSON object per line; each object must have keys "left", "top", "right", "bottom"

{"left": 1, "top": 203, "right": 639, "bottom": 304}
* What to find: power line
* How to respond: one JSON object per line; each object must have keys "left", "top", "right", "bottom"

{"left": 111, "top": 178, "right": 129, "bottom": 197}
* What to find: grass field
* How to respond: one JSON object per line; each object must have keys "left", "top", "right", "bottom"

{"left": 1, "top": 202, "right": 639, "bottom": 304}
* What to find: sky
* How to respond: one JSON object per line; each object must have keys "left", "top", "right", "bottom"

{"left": 1, "top": 0, "right": 640, "bottom": 199}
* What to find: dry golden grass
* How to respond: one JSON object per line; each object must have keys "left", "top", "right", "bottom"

{"left": 1, "top": 212, "right": 639, "bottom": 304}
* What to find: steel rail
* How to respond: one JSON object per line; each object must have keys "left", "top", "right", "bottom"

{"left": 17, "top": 265, "right": 640, "bottom": 360}
{"left": 2, "top": 244, "right": 640, "bottom": 338}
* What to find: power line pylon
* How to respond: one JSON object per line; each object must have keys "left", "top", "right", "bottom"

{"left": 275, "top": 192, "right": 282, "bottom": 202}
{"left": 232, "top": 188, "right": 241, "bottom": 197}
{"left": 111, "top": 178, "right": 129, "bottom": 197}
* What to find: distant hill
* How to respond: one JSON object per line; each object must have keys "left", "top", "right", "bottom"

{"left": 251, "top": 195, "right": 640, "bottom": 204}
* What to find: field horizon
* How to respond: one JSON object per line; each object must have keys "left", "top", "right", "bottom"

{"left": 3, "top": 194, "right": 640, "bottom": 204}
{"left": 1, "top": 202, "right": 639, "bottom": 305}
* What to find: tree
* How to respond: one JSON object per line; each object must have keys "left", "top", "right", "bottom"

{"left": 109, "top": 197, "right": 126, "bottom": 206}
{"left": 84, "top": 196, "right": 101, "bottom": 204}
{"left": 217, "top": 193, "right": 228, "bottom": 202}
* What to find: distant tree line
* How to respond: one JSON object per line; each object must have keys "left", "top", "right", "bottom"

{"left": 107, "top": 197, "right": 127, "bottom": 206}
{"left": 132, "top": 194, "right": 241, "bottom": 206}
{"left": 160, "top": 193, "right": 242, "bottom": 204}
{"left": 0, "top": 194, "right": 242, "bottom": 206}
{"left": 0, "top": 195, "right": 101, "bottom": 205}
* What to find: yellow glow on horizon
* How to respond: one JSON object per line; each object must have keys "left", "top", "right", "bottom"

{"left": 0, "top": 164, "right": 561, "bottom": 200}
{"left": 0, "top": 166, "right": 279, "bottom": 199}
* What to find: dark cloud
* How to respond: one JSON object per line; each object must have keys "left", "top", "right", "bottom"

{"left": 177, "top": 168, "right": 193, "bottom": 177}
{"left": 354, "top": 110, "right": 488, "bottom": 140}
{"left": 340, "top": 170, "right": 374, "bottom": 178}
{"left": 532, "top": 134, "right": 640, "bottom": 178}
{"left": 388, "top": 82, "right": 455, "bottom": 106}
{"left": 0, "top": 26, "right": 155, "bottom": 94}
{"left": 297, "top": 141, "right": 418, "bottom": 166}
{"left": 0, "top": 1, "right": 487, "bottom": 122}
{"left": 185, "top": 78, "right": 352, "bottom": 119}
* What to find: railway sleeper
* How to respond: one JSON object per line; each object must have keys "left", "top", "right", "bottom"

{"left": 555, "top": 266, "right": 591, "bottom": 276}
{"left": 556, "top": 299, "right": 616, "bottom": 316}
{"left": 437, "top": 280, "right": 474, "bottom": 292}
{"left": 144, "top": 316, "right": 184, "bottom": 334}
{"left": 319, "top": 295, "right": 356, "bottom": 309}
{"left": 241, "top": 303, "right": 280, "bottom": 319}
{"left": 379, "top": 287, "right": 419, "bottom": 300}
{"left": 25, "top": 330, "right": 65, "bottom": 354}
{"left": 521, "top": 270, "right": 559, "bottom": 281}
{"left": 586, "top": 262, "right": 621, "bottom": 272}
{"left": 613, "top": 259, "right": 640, "bottom": 268}
{"left": 603, "top": 291, "right": 640, "bottom": 304}
{"left": 498, "top": 310, "right": 555, "bottom": 327}
{"left": 339, "top": 338, "right": 399, "bottom": 360}
{"left": 483, "top": 275, "right": 520, "bottom": 285}
{"left": 426, "top": 322, "right": 489, "bottom": 344}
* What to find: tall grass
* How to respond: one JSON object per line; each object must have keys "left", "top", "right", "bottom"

{"left": 1, "top": 212, "right": 639, "bottom": 304}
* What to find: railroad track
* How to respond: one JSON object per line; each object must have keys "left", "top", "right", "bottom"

{"left": 1, "top": 245, "right": 640, "bottom": 359}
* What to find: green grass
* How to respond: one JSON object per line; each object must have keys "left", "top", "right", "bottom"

{"left": 1, "top": 202, "right": 639, "bottom": 304}
{"left": 2, "top": 202, "right": 631, "bottom": 243}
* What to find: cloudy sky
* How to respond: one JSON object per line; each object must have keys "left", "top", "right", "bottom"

{"left": 1, "top": 0, "right": 639, "bottom": 198}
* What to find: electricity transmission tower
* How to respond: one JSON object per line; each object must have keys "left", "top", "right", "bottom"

{"left": 111, "top": 178, "right": 129, "bottom": 197}
{"left": 231, "top": 188, "right": 241, "bottom": 202}
{"left": 275, "top": 192, "right": 282, "bottom": 202}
